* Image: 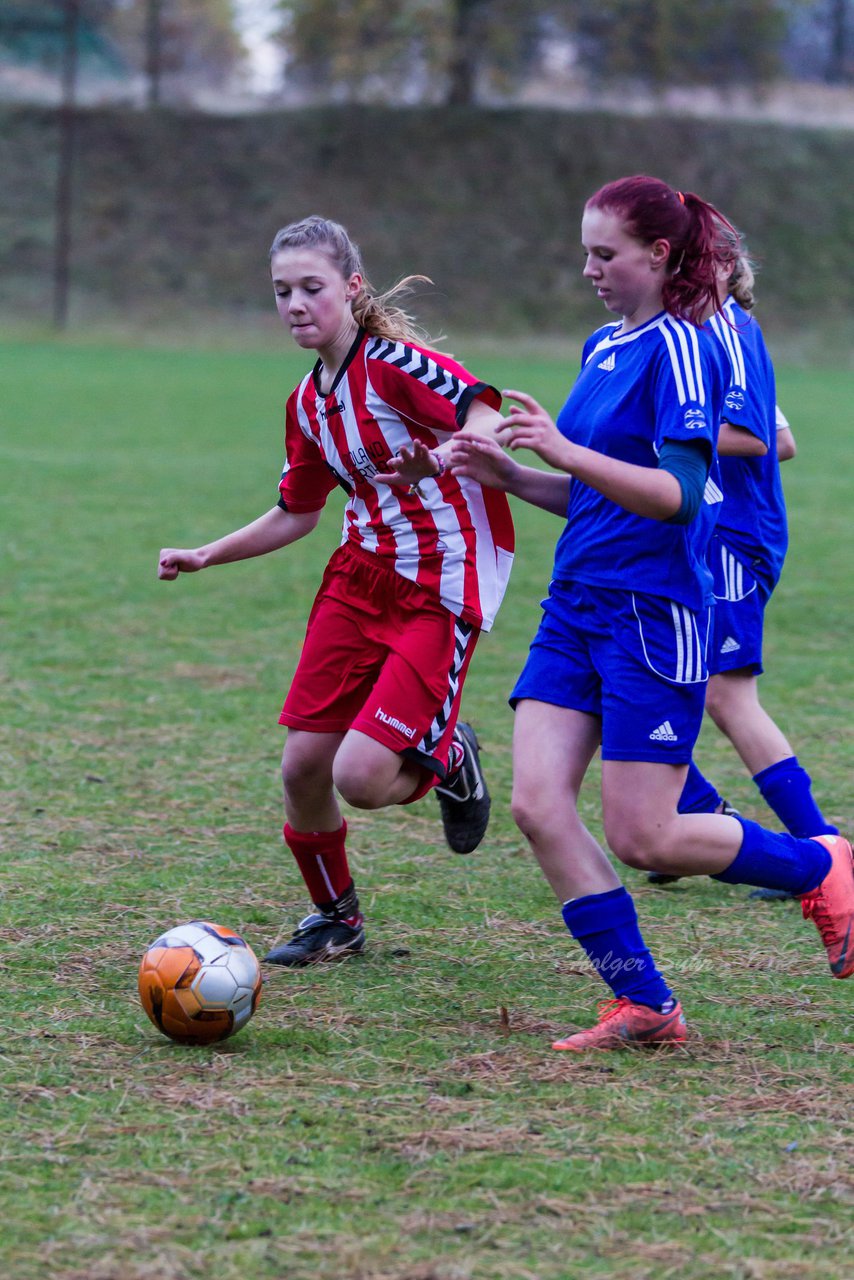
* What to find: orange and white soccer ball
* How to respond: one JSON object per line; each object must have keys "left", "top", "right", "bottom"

{"left": 138, "top": 920, "right": 262, "bottom": 1045}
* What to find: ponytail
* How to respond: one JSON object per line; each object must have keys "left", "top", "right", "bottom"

{"left": 350, "top": 276, "right": 436, "bottom": 345}
{"left": 712, "top": 217, "right": 757, "bottom": 310}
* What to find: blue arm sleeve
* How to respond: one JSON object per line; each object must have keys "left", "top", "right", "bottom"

{"left": 658, "top": 439, "right": 711, "bottom": 525}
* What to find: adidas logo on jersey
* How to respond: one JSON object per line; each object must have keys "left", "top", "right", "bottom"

{"left": 649, "top": 720, "right": 678, "bottom": 742}
{"left": 597, "top": 352, "right": 616, "bottom": 371}
{"left": 720, "top": 636, "right": 741, "bottom": 654}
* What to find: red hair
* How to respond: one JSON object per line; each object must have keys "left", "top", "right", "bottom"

{"left": 585, "top": 175, "right": 738, "bottom": 326}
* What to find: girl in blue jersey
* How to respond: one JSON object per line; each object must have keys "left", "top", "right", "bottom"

{"left": 654, "top": 230, "right": 839, "bottom": 898}
{"left": 451, "top": 176, "right": 854, "bottom": 1051}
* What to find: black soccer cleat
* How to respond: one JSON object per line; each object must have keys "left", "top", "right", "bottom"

{"left": 647, "top": 800, "right": 740, "bottom": 886}
{"left": 264, "top": 912, "right": 366, "bottom": 967}
{"left": 435, "top": 721, "right": 491, "bottom": 854}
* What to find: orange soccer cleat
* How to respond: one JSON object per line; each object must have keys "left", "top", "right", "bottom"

{"left": 552, "top": 996, "right": 688, "bottom": 1052}
{"left": 799, "top": 834, "right": 854, "bottom": 979}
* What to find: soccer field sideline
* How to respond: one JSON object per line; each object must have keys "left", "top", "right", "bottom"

{"left": 1, "top": 335, "right": 852, "bottom": 1280}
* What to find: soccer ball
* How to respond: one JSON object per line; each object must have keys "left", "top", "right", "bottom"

{"left": 138, "top": 920, "right": 263, "bottom": 1045}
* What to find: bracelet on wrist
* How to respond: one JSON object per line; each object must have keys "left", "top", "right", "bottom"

{"left": 409, "top": 453, "right": 446, "bottom": 496}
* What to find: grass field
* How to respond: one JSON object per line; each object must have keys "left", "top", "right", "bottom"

{"left": 1, "top": 332, "right": 852, "bottom": 1280}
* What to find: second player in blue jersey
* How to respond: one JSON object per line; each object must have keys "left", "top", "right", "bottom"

{"left": 451, "top": 175, "right": 854, "bottom": 1051}
{"left": 661, "top": 225, "right": 839, "bottom": 897}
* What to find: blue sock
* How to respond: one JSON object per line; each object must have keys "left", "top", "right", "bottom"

{"left": 753, "top": 757, "right": 838, "bottom": 838}
{"left": 561, "top": 887, "right": 673, "bottom": 1010}
{"left": 713, "top": 816, "right": 831, "bottom": 894}
{"left": 679, "top": 760, "right": 723, "bottom": 814}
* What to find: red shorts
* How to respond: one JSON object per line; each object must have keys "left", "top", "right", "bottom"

{"left": 279, "top": 543, "right": 480, "bottom": 796}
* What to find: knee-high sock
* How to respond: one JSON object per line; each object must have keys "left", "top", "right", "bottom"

{"left": 284, "top": 821, "right": 356, "bottom": 915}
{"left": 713, "top": 816, "right": 831, "bottom": 895}
{"left": 562, "top": 887, "right": 673, "bottom": 1010}
{"left": 753, "top": 757, "right": 838, "bottom": 838}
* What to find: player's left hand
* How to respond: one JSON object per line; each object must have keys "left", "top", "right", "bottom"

{"left": 375, "top": 440, "right": 442, "bottom": 487}
{"left": 502, "top": 389, "right": 573, "bottom": 471}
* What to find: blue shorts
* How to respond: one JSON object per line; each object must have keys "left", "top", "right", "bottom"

{"left": 708, "top": 536, "right": 768, "bottom": 676}
{"left": 510, "top": 581, "right": 711, "bottom": 763}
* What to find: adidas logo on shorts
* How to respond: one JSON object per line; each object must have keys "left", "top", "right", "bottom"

{"left": 720, "top": 636, "right": 741, "bottom": 654}
{"left": 649, "top": 720, "right": 678, "bottom": 742}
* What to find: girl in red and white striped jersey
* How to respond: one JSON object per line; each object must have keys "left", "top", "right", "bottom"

{"left": 158, "top": 215, "right": 514, "bottom": 967}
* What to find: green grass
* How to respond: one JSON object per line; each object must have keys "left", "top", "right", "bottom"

{"left": 1, "top": 333, "right": 852, "bottom": 1280}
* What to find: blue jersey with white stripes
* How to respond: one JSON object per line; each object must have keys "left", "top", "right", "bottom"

{"left": 706, "top": 297, "right": 788, "bottom": 595}
{"left": 552, "top": 312, "right": 729, "bottom": 611}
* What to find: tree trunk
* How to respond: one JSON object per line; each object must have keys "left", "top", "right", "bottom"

{"left": 446, "top": 0, "right": 482, "bottom": 105}
{"left": 54, "top": 0, "right": 80, "bottom": 330}
{"left": 146, "top": 0, "right": 163, "bottom": 106}
{"left": 826, "top": 0, "right": 849, "bottom": 83}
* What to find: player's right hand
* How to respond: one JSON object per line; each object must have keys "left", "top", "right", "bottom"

{"left": 158, "top": 548, "right": 205, "bottom": 579}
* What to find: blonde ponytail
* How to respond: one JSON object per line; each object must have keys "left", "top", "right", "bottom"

{"left": 713, "top": 217, "right": 757, "bottom": 310}
{"left": 351, "top": 275, "right": 435, "bottom": 345}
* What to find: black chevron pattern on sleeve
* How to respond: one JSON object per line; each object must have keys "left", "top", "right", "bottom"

{"left": 367, "top": 336, "right": 465, "bottom": 406}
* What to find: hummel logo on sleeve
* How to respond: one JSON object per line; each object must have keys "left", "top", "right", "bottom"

{"left": 720, "top": 636, "right": 741, "bottom": 654}
{"left": 597, "top": 353, "right": 616, "bottom": 372}
{"left": 649, "top": 720, "right": 678, "bottom": 742}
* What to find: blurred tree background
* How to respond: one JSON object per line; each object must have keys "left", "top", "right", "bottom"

{"left": 106, "top": 0, "right": 244, "bottom": 104}
{"left": 276, "top": 0, "right": 566, "bottom": 105}
{"left": 0, "top": 0, "right": 851, "bottom": 334}
{"left": 275, "top": 0, "right": 852, "bottom": 103}
{"left": 1, "top": 0, "right": 850, "bottom": 105}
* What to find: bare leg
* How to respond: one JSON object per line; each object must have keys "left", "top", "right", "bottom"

{"left": 281, "top": 729, "right": 345, "bottom": 830}
{"left": 511, "top": 700, "right": 621, "bottom": 901}
{"left": 603, "top": 759, "right": 744, "bottom": 876}
{"left": 511, "top": 704, "right": 684, "bottom": 1044}
{"left": 268, "top": 729, "right": 365, "bottom": 967}
{"left": 332, "top": 729, "right": 424, "bottom": 809}
{"left": 705, "top": 670, "right": 792, "bottom": 776}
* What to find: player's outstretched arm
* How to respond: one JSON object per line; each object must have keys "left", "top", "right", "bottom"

{"left": 374, "top": 399, "right": 512, "bottom": 489}
{"left": 158, "top": 506, "right": 321, "bottom": 580}
{"left": 374, "top": 439, "right": 440, "bottom": 488}
{"left": 449, "top": 434, "right": 572, "bottom": 517}
{"left": 502, "top": 389, "right": 685, "bottom": 522}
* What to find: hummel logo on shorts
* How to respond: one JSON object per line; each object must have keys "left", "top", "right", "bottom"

{"left": 721, "top": 636, "right": 741, "bottom": 654}
{"left": 649, "top": 720, "right": 678, "bottom": 742}
{"left": 597, "top": 353, "right": 616, "bottom": 372}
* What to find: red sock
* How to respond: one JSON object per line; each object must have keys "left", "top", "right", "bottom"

{"left": 284, "top": 821, "right": 354, "bottom": 911}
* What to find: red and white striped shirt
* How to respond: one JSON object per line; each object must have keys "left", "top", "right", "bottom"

{"left": 277, "top": 330, "right": 514, "bottom": 632}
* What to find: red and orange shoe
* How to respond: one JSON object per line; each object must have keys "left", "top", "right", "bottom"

{"left": 799, "top": 834, "right": 854, "bottom": 979}
{"left": 552, "top": 997, "right": 688, "bottom": 1052}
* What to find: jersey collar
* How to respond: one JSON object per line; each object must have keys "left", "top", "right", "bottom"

{"left": 607, "top": 310, "right": 668, "bottom": 343}
{"left": 312, "top": 327, "right": 367, "bottom": 397}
